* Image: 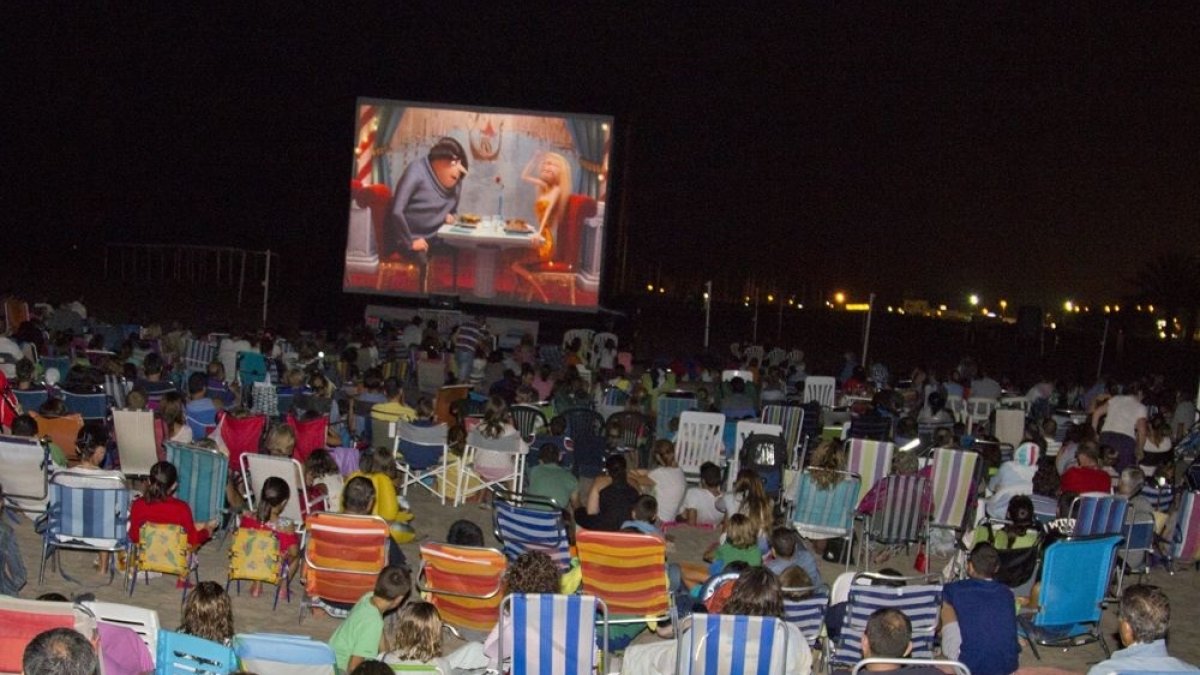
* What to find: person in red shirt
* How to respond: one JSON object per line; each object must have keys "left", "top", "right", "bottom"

{"left": 129, "top": 461, "right": 217, "bottom": 550}
{"left": 1060, "top": 442, "right": 1112, "bottom": 496}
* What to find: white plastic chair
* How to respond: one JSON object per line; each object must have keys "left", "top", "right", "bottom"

{"left": 803, "top": 376, "right": 836, "bottom": 408}
{"left": 112, "top": 409, "right": 159, "bottom": 478}
{"left": 241, "top": 454, "right": 327, "bottom": 528}
{"left": 966, "top": 398, "right": 998, "bottom": 434}
{"left": 725, "top": 421, "right": 783, "bottom": 491}
{"left": 721, "top": 369, "right": 755, "bottom": 382}
{"left": 676, "top": 411, "right": 726, "bottom": 483}
{"left": 0, "top": 434, "right": 51, "bottom": 515}
{"left": 742, "top": 344, "right": 765, "bottom": 365}
{"left": 994, "top": 408, "right": 1025, "bottom": 447}
{"left": 82, "top": 601, "right": 161, "bottom": 663}
{"left": 457, "top": 431, "right": 526, "bottom": 506}
{"left": 945, "top": 394, "right": 967, "bottom": 424}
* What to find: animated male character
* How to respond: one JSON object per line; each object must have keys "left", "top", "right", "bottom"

{"left": 382, "top": 136, "right": 469, "bottom": 292}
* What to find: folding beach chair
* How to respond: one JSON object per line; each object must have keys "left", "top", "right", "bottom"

{"left": 1068, "top": 494, "right": 1127, "bottom": 538}
{"left": 829, "top": 573, "right": 942, "bottom": 667}
{"left": 30, "top": 412, "right": 84, "bottom": 463}
{"left": 859, "top": 475, "right": 929, "bottom": 571}
{"left": 300, "top": 512, "right": 390, "bottom": 620}
{"left": 128, "top": 522, "right": 199, "bottom": 604}
{"left": 845, "top": 438, "right": 895, "bottom": 506}
{"left": 185, "top": 404, "right": 218, "bottom": 441}
{"left": 916, "top": 421, "right": 954, "bottom": 447}
{"left": 13, "top": 388, "right": 48, "bottom": 413}
{"left": 217, "top": 412, "right": 267, "bottom": 474}
{"left": 499, "top": 593, "right": 609, "bottom": 675}
{"left": 112, "top": 408, "right": 159, "bottom": 477}
{"left": 676, "top": 613, "right": 789, "bottom": 675}
{"left": 416, "top": 543, "right": 507, "bottom": 633}
{"left": 233, "top": 633, "right": 337, "bottom": 675}
{"left": 1161, "top": 490, "right": 1200, "bottom": 573}
{"left": 181, "top": 337, "right": 216, "bottom": 376}
{"left": 62, "top": 391, "right": 109, "bottom": 422}
{"left": 782, "top": 590, "right": 830, "bottom": 648}
{"left": 165, "top": 441, "right": 228, "bottom": 529}
{"left": 286, "top": 412, "right": 329, "bottom": 465}
{"left": 675, "top": 411, "right": 726, "bottom": 483}
{"left": 761, "top": 403, "right": 805, "bottom": 465}
{"left": 994, "top": 408, "right": 1025, "bottom": 447}
{"left": 1115, "top": 514, "right": 1156, "bottom": 597}
{"left": 40, "top": 470, "right": 131, "bottom": 584}
{"left": 457, "top": 430, "right": 526, "bottom": 506}
{"left": 80, "top": 600, "right": 160, "bottom": 661}
{"left": 38, "top": 356, "right": 71, "bottom": 378}
{"left": 1030, "top": 494, "right": 1059, "bottom": 524}
{"left": 492, "top": 489, "right": 572, "bottom": 571}
{"left": 790, "top": 469, "right": 861, "bottom": 571}
{"left": 228, "top": 527, "right": 290, "bottom": 609}
{"left": 0, "top": 434, "right": 51, "bottom": 515}
{"left": 1140, "top": 481, "right": 1174, "bottom": 512}
{"left": 928, "top": 447, "right": 981, "bottom": 540}
{"left": 575, "top": 529, "right": 676, "bottom": 628}
{"left": 0, "top": 596, "right": 98, "bottom": 675}
{"left": 655, "top": 393, "right": 697, "bottom": 443}
{"left": 242, "top": 453, "right": 326, "bottom": 528}
{"left": 251, "top": 382, "right": 280, "bottom": 419}
{"left": 1019, "top": 535, "right": 1122, "bottom": 659}
{"left": 156, "top": 629, "right": 238, "bottom": 675}
{"left": 393, "top": 421, "right": 451, "bottom": 504}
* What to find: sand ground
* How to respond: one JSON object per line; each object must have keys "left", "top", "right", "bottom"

{"left": 12, "top": 485, "right": 1200, "bottom": 674}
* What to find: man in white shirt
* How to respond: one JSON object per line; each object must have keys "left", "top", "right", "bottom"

{"left": 1088, "top": 585, "right": 1199, "bottom": 675}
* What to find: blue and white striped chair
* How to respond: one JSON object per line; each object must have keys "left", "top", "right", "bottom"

{"left": 1069, "top": 494, "right": 1127, "bottom": 538}
{"left": 655, "top": 394, "right": 698, "bottom": 443}
{"left": 790, "top": 470, "right": 861, "bottom": 571}
{"left": 40, "top": 470, "right": 132, "bottom": 584}
{"left": 232, "top": 633, "right": 335, "bottom": 674}
{"left": 492, "top": 490, "right": 572, "bottom": 571}
{"left": 181, "top": 338, "right": 217, "bottom": 377}
{"left": 499, "top": 593, "right": 608, "bottom": 675}
{"left": 1140, "top": 481, "right": 1174, "bottom": 512}
{"left": 859, "top": 475, "right": 929, "bottom": 572}
{"left": 830, "top": 573, "right": 942, "bottom": 668}
{"left": 677, "top": 613, "right": 790, "bottom": 675}
{"left": 782, "top": 592, "right": 829, "bottom": 648}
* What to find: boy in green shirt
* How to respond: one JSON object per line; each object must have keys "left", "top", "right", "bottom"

{"left": 329, "top": 565, "right": 411, "bottom": 673}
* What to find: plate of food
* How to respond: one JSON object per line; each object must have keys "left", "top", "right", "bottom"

{"left": 458, "top": 213, "right": 482, "bottom": 226}
{"left": 504, "top": 218, "right": 532, "bottom": 234}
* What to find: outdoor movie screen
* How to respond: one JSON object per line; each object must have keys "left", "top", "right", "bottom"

{"left": 343, "top": 98, "right": 614, "bottom": 311}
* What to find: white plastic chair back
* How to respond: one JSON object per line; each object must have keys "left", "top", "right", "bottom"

{"left": 112, "top": 409, "right": 159, "bottom": 477}
{"left": 675, "top": 411, "right": 726, "bottom": 481}
{"left": 803, "top": 376, "right": 836, "bottom": 408}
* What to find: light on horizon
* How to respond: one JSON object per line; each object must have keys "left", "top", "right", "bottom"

{"left": 968, "top": 294, "right": 980, "bottom": 307}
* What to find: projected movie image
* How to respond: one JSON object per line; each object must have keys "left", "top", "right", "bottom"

{"left": 344, "top": 99, "right": 613, "bottom": 309}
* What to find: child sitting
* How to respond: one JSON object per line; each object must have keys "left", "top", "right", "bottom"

{"left": 530, "top": 416, "right": 571, "bottom": 469}
{"left": 621, "top": 494, "right": 664, "bottom": 537}
{"left": 706, "top": 513, "right": 763, "bottom": 574}
{"left": 764, "top": 527, "right": 823, "bottom": 589}
{"left": 349, "top": 447, "right": 416, "bottom": 544}
{"left": 380, "top": 601, "right": 455, "bottom": 673}
{"left": 304, "top": 448, "right": 344, "bottom": 514}
{"left": 329, "top": 565, "right": 412, "bottom": 673}
{"left": 239, "top": 477, "right": 300, "bottom": 597}
{"left": 179, "top": 581, "right": 235, "bottom": 645}
{"left": 679, "top": 462, "right": 724, "bottom": 527}
{"left": 264, "top": 423, "right": 297, "bottom": 458}
{"left": 342, "top": 476, "right": 406, "bottom": 568}
{"left": 446, "top": 519, "right": 485, "bottom": 547}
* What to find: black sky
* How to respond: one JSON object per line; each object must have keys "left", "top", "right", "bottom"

{"left": 5, "top": 4, "right": 1199, "bottom": 309}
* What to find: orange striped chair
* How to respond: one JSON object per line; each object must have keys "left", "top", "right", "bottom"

{"left": 416, "top": 543, "right": 507, "bottom": 633}
{"left": 575, "top": 529, "right": 676, "bottom": 627}
{"left": 300, "top": 512, "right": 390, "bottom": 621}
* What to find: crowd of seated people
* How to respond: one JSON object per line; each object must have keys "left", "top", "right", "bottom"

{"left": 3, "top": 301, "right": 1200, "bottom": 673}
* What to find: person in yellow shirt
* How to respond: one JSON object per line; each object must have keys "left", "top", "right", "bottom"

{"left": 348, "top": 446, "right": 416, "bottom": 544}
{"left": 370, "top": 378, "right": 417, "bottom": 423}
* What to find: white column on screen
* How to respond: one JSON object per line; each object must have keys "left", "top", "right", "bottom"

{"left": 578, "top": 201, "right": 605, "bottom": 292}
{"left": 473, "top": 245, "right": 499, "bottom": 298}
{"left": 345, "top": 204, "right": 379, "bottom": 274}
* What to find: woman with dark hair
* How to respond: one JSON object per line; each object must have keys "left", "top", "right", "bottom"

{"left": 129, "top": 461, "right": 218, "bottom": 551}
{"left": 623, "top": 567, "right": 813, "bottom": 675}
{"left": 575, "top": 454, "right": 640, "bottom": 532}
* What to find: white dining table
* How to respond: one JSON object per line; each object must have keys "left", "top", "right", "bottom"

{"left": 436, "top": 218, "right": 539, "bottom": 299}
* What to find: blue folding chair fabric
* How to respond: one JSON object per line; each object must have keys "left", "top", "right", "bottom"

{"left": 1030, "top": 494, "right": 1059, "bottom": 524}
{"left": 782, "top": 592, "right": 829, "bottom": 647}
{"left": 157, "top": 629, "right": 238, "bottom": 674}
{"left": 63, "top": 391, "right": 109, "bottom": 421}
{"left": 40, "top": 470, "right": 132, "bottom": 584}
{"left": 492, "top": 493, "right": 572, "bottom": 571}
{"left": 13, "top": 388, "right": 49, "bottom": 413}
{"left": 165, "top": 442, "right": 229, "bottom": 525}
{"left": 1018, "top": 535, "right": 1121, "bottom": 659}
{"left": 832, "top": 575, "right": 942, "bottom": 666}
{"left": 677, "top": 613, "right": 790, "bottom": 675}
{"left": 1115, "top": 516, "right": 1156, "bottom": 597}
{"left": 1139, "top": 482, "right": 1174, "bottom": 512}
{"left": 232, "top": 633, "right": 336, "bottom": 675}
{"left": 861, "top": 475, "right": 929, "bottom": 571}
{"left": 1070, "top": 495, "right": 1127, "bottom": 538}
{"left": 39, "top": 356, "right": 71, "bottom": 377}
{"left": 791, "top": 470, "right": 860, "bottom": 570}
{"left": 185, "top": 406, "right": 218, "bottom": 441}
{"left": 500, "top": 593, "right": 607, "bottom": 675}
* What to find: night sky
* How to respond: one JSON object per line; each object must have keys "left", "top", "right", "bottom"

{"left": 6, "top": 4, "right": 1199, "bottom": 310}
